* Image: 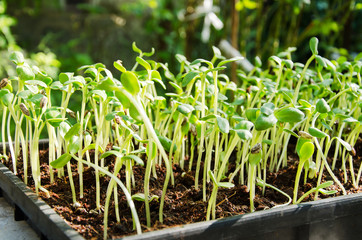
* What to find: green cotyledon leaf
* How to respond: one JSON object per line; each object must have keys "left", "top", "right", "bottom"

{"left": 235, "top": 129, "right": 252, "bottom": 141}
{"left": 216, "top": 115, "right": 229, "bottom": 134}
{"left": 121, "top": 71, "right": 140, "bottom": 95}
{"left": 17, "top": 64, "right": 35, "bottom": 81}
{"left": 177, "top": 103, "right": 195, "bottom": 115}
{"left": 309, "top": 37, "right": 319, "bottom": 55}
{"left": 64, "top": 123, "right": 81, "bottom": 142}
{"left": 254, "top": 113, "right": 277, "bottom": 131}
{"left": 157, "top": 135, "right": 176, "bottom": 153}
{"left": 316, "top": 98, "right": 330, "bottom": 113}
{"left": 308, "top": 127, "right": 328, "bottom": 138}
{"left": 299, "top": 142, "right": 315, "bottom": 162}
{"left": 122, "top": 155, "right": 144, "bottom": 166}
{"left": 275, "top": 107, "right": 305, "bottom": 123}
{"left": 51, "top": 153, "right": 72, "bottom": 168}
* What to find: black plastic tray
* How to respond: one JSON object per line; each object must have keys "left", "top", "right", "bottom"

{"left": 0, "top": 140, "right": 84, "bottom": 240}
{"left": 2, "top": 141, "right": 362, "bottom": 240}
{"left": 120, "top": 192, "right": 362, "bottom": 240}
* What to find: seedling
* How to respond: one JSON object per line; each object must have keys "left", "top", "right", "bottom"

{"left": 293, "top": 131, "right": 315, "bottom": 204}
{"left": 248, "top": 143, "right": 262, "bottom": 212}
{"left": 0, "top": 38, "right": 360, "bottom": 238}
{"left": 206, "top": 170, "right": 234, "bottom": 220}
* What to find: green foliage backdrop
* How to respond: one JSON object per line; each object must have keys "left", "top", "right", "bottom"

{"left": 2, "top": 0, "right": 361, "bottom": 73}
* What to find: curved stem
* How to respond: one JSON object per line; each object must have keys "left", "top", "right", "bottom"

{"left": 293, "top": 160, "right": 305, "bottom": 204}
{"left": 256, "top": 178, "right": 292, "bottom": 207}
{"left": 327, "top": 88, "right": 351, "bottom": 104}
{"left": 70, "top": 154, "right": 142, "bottom": 236}
{"left": 203, "top": 129, "right": 216, "bottom": 201}
{"left": 195, "top": 74, "right": 207, "bottom": 190}
{"left": 144, "top": 143, "right": 155, "bottom": 227}
{"left": 216, "top": 134, "right": 239, "bottom": 181}
{"left": 6, "top": 114, "right": 16, "bottom": 173}
{"left": 314, "top": 138, "right": 346, "bottom": 195}
{"left": 119, "top": 88, "right": 171, "bottom": 224}
{"left": 78, "top": 87, "right": 88, "bottom": 198}
{"left": 1, "top": 106, "right": 7, "bottom": 156}
{"left": 292, "top": 55, "right": 315, "bottom": 104}
{"left": 206, "top": 183, "right": 218, "bottom": 221}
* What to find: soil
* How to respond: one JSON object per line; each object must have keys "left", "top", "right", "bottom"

{"left": 2, "top": 138, "right": 362, "bottom": 239}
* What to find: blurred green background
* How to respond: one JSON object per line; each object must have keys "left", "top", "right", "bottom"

{"left": 0, "top": 0, "right": 361, "bottom": 77}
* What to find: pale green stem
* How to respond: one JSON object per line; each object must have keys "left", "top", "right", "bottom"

{"left": 180, "top": 137, "right": 186, "bottom": 169}
{"left": 66, "top": 160, "right": 77, "bottom": 204}
{"left": 203, "top": 70, "right": 219, "bottom": 189}
{"left": 7, "top": 106, "right": 26, "bottom": 176}
{"left": 256, "top": 178, "right": 292, "bottom": 207}
{"left": 348, "top": 155, "right": 357, "bottom": 188}
{"left": 206, "top": 184, "right": 218, "bottom": 221}
{"left": 6, "top": 114, "right": 16, "bottom": 173}
{"left": 332, "top": 122, "right": 344, "bottom": 170}
{"left": 144, "top": 140, "right": 155, "bottom": 227}
{"left": 315, "top": 137, "right": 324, "bottom": 173}
{"left": 24, "top": 117, "right": 29, "bottom": 185}
{"left": 70, "top": 154, "right": 141, "bottom": 237}
{"left": 314, "top": 139, "right": 330, "bottom": 200}
{"left": 14, "top": 111, "right": 20, "bottom": 164}
{"left": 188, "top": 134, "right": 195, "bottom": 172}
{"left": 56, "top": 86, "right": 72, "bottom": 178}
{"left": 114, "top": 185, "right": 120, "bottom": 222}
{"left": 161, "top": 104, "right": 177, "bottom": 136}
{"left": 77, "top": 87, "right": 88, "bottom": 198}
{"left": 195, "top": 74, "right": 207, "bottom": 190}
{"left": 276, "top": 123, "right": 301, "bottom": 172}
{"left": 31, "top": 121, "right": 50, "bottom": 197}
{"left": 14, "top": 81, "right": 25, "bottom": 164}
{"left": 1, "top": 106, "right": 6, "bottom": 156}
{"left": 269, "top": 126, "right": 284, "bottom": 172}
{"left": 126, "top": 160, "right": 131, "bottom": 193}
{"left": 213, "top": 130, "right": 221, "bottom": 170}
{"left": 326, "top": 88, "right": 351, "bottom": 104}
{"left": 249, "top": 85, "right": 263, "bottom": 109}
{"left": 249, "top": 164, "right": 256, "bottom": 212}
{"left": 214, "top": 133, "right": 226, "bottom": 172}
{"left": 314, "top": 138, "right": 346, "bottom": 195}
{"left": 293, "top": 160, "right": 305, "bottom": 204}
{"left": 268, "top": 64, "right": 284, "bottom": 102}
{"left": 91, "top": 99, "right": 101, "bottom": 210}
{"left": 120, "top": 88, "right": 171, "bottom": 224}
{"left": 203, "top": 129, "right": 216, "bottom": 201}
{"left": 18, "top": 116, "right": 27, "bottom": 184}
{"left": 216, "top": 134, "right": 239, "bottom": 181}
{"left": 292, "top": 55, "right": 315, "bottom": 104}
{"left": 103, "top": 177, "right": 117, "bottom": 240}
{"left": 297, "top": 187, "right": 324, "bottom": 204}
{"left": 47, "top": 123, "right": 55, "bottom": 184}
{"left": 228, "top": 140, "right": 249, "bottom": 185}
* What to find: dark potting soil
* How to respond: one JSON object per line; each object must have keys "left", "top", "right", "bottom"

{"left": 2, "top": 138, "right": 362, "bottom": 239}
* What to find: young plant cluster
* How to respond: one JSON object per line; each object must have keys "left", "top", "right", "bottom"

{"left": 0, "top": 38, "right": 361, "bottom": 238}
